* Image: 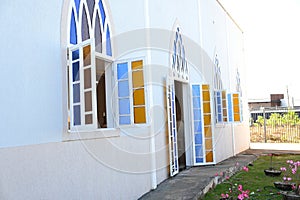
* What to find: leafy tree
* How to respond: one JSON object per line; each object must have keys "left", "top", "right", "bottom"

{"left": 282, "top": 110, "right": 300, "bottom": 126}
{"left": 255, "top": 115, "right": 264, "bottom": 127}
{"left": 267, "top": 113, "right": 282, "bottom": 127}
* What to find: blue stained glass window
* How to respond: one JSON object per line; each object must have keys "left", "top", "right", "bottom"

{"left": 99, "top": 0, "right": 106, "bottom": 28}
{"left": 216, "top": 91, "right": 223, "bottom": 122}
{"left": 174, "top": 41, "right": 177, "bottom": 54}
{"left": 74, "top": 105, "right": 81, "bottom": 125}
{"left": 117, "top": 63, "right": 128, "bottom": 79}
{"left": 118, "top": 81, "right": 129, "bottom": 97}
{"left": 106, "top": 25, "right": 112, "bottom": 56}
{"left": 192, "top": 84, "right": 204, "bottom": 164}
{"left": 74, "top": 0, "right": 80, "bottom": 17}
{"left": 194, "top": 121, "right": 202, "bottom": 133}
{"left": 119, "top": 116, "right": 130, "bottom": 125}
{"left": 193, "top": 109, "right": 201, "bottom": 120}
{"left": 218, "top": 114, "right": 222, "bottom": 122}
{"left": 217, "top": 95, "right": 221, "bottom": 104}
{"left": 218, "top": 105, "right": 222, "bottom": 111}
{"left": 172, "top": 55, "right": 176, "bottom": 66}
{"left": 119, "top": 98, "right": 130, "bottom": 114}
{"left": 70, "top": 9, "right": 77, "bottom": 44}
{"left": 171, "top": 90, "right": 175, "bottom": 100}
{"left": 227, "top": 94, "right": 233, "bottom": 122}
{"left": 73, "top": 83, "right": 80, "bottom": 103}
{"left": 195, "top": 146, "right": 203, "bottom": 157}
{"left": 72, "top": 62, "right": 80, "bottom": 81}
{"left": 193, "top": 97, "right": 200, "bottom": 108}
{"left": 171, "top": 97, "right": 175, "bottom": 108}
{"left": 72, "top": 50, "right": 79, "bottom": 60}
{"left": 172, "top": 115, "right": 176, "bottom": 128}
{"left": 195, "top": 134, "right": 202, "bottom": 145}
{"left": 192, "top": 85, "right": 200, "bottom": 96}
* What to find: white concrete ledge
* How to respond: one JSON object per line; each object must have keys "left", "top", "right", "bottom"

{"left": 250, "top": 143, "right": 300, "bottom": 151}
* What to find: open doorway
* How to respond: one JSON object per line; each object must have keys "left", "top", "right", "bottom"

{"left": 96, "top": 59, "right": 107, "bottom": 128}
{"left": 175, "top": 81, "right": 186, "bottom": 171}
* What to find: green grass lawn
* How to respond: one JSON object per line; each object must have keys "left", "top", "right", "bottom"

{"left": 202, "top": 154, "right": 300, "bottom": 200}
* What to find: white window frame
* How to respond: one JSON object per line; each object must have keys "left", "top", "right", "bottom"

{"left": 68, "top": 39, "right": 97, "bottom": 132}
{"left": 166, "top": 77, "right": 179, "bottom": 176}
{"left": 214, "top": 90, "right": 223, "bottom": 123}
{"left": 191, "top": 84, "right": 215, "bottom": 165}
{"left": 115, "top": 57, "right": 148, "bottom": 127}
{"left": 68, "top": 38, "right": 115, "bottom": 133}
{"left": 227, "top": 92, "right": 242, "bottom": 123}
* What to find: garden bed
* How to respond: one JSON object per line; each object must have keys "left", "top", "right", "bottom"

{"left": 201, "top": 154, "right": 300, "bottom": 200}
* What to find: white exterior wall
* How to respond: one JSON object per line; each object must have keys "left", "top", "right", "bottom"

{"left": 0, "top": 0, "right": 63, "bottom": 147}
{"left": 0, "top": 140, "right": 151, "bottom": 200}
{"left": 198, "top": 0, "right": 250, "bottom": 162}
{"left": 0, "top": 0, "right": 155, "bottom": 199}
{"left": 0, "top": 0, "right": 249, "bottom": 199}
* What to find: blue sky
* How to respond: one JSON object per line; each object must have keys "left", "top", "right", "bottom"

{"left": 219, "top": 0, "right": 300, "bottom": 102}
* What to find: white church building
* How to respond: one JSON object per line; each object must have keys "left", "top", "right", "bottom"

{"left": 0, "top": 0, "right": 250, "bottom": 199}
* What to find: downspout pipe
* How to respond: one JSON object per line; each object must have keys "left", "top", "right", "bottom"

{"left": 144, "top": 0, "right": 157, "bottom": 189}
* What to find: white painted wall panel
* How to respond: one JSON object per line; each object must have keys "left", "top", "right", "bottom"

{"left": 0, "top": 0, "right": 64, "bottom": 147}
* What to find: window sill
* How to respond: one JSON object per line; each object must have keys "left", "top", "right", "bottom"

{"left": 63, "top": 128, "right": 120, "bottom": 142}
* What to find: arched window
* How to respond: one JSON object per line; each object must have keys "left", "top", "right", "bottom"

{"left": 68, "top": 0, "right": 111, "bottom": 55}
{"left": 171, "top": 27, "right": 188, "bottom": 81}
{"left": 213, "top": 54, "right": 223, "bottom": 90}
{"left": 67, "top": 0, "right": 113, "bottom": 131}
{"left": 213, "top": 54, "right": 227, "bottom": 123}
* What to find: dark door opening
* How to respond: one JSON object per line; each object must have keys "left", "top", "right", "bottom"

{"left": 96, "top": 59, "right": 107, "bottom": 128}
{"left": 175, "top": 81, "right": 186, "bottom": 171}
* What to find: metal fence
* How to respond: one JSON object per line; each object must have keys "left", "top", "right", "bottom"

{"left": 250, "top": 107, "right": 300, "bottom": 143}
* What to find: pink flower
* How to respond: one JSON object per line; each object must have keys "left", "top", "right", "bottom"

{"left": 220, "top": 172, "right": 223, "bottom": 176}
{"left": 238, "top": 194, "right": 244, "bottom": 199}
{"left": 287, "top": 160, "right": 294, "bottom": 164}
{"left": 287, "top": 177, "right": 292, "bottom": 181}
{"left": 215, "top": 172, "right": 218, "bottom": 176}
{"left": 292, "top": 168, "right": 297, "bottom": 174}
{"left": 283, "top": 176, "right": 287, "bottom": 181}
{"left": 226, "top": 176, "right": 230, "bottom": 180}
{"left": 238, "top": 184, "right": 243, "bottom": 191}
{"left": 242, "top": 166, "right": 249, "bottom": 172}
{"left": 280, "top": 167, "right": 287, "bottom": 171}
{"left": 243, "top": 192, "right": 249, "bottom": 198}
{"left": 221, "top": 193, "right": 229, "bottom": 198}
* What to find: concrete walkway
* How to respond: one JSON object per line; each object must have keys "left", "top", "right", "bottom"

{"left": 139, "top": 149, "right": 300, "bottom": 200}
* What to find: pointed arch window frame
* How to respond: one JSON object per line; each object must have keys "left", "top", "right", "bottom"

{"left": 213, "top": 54, "right": 228, "bottom": 124}
{"left": 67, "top": 0, "right": 114, "bottom": 132}
{"left": 68, "top": 0, "right": 113, "bottom": 57}
{"left": 170, "top": 27, "right": 189, "bottom": 82}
